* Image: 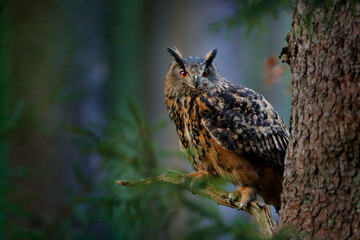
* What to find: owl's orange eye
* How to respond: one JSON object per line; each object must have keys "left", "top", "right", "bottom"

{"left": 180, "top": 70, "right": 189, "bottom": 78}
{"left": 202, "top": 70, "right": 209, "bottom": 78}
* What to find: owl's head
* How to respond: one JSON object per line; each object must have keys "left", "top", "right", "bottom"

{"left": 164, "top": 47, "right": 222, "bottom": 98}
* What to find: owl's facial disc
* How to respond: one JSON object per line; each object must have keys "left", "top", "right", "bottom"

{"left": 177, "top": 61, "right": 216, "bottom": 90}
{"left": 185, "top": 70, "right": 210, "bottom": 90}
{"left": 178, "top": 68, "right": 202, "bottom": 89}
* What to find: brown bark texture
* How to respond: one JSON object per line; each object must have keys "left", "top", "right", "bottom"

{"left": 279, "top": 1, "right": 360, "bottom": 239}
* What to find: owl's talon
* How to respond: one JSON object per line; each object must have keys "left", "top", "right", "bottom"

{"left": 228, "top": 192, "right": 234, "bottom": 206}
{"left": 181, "top": 171, "right": 209, "bottom": 194}
{"left": 189, "top": 181, "right": 196, "bottom": 194}
{"left": 180, "top": 176, "right": 195, "bottom": 194}
{"left": 228, "top": 191, "right": 241, "bottom": 207}
{"left": 181, "top": 176, "right": 187, "bottom": 185}
{"left": 254, "top": 200, "right": 265, "bottom": 208}
{"left": 180, "top": 176, "right": 192, "bottom": 188}
{"left": 229, "top": 186, "right": 258, "bottom": 210}
{"left": 237, "top": 203, "right": 244, "bottom": 211}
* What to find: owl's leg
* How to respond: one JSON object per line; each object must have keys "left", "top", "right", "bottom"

{"left": 229, "top": 186, "right": 261, "bottom": 210}
{"left": 181, "top": 170, "right": 210, "bottom": 194}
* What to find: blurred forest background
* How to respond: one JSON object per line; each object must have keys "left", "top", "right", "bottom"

{"left": 0, "top": 0, "right": 292, "bottom": 239}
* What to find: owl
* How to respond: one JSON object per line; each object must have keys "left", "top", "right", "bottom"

{"left": 164, "top": 47, "right": 289, "bottom": 211}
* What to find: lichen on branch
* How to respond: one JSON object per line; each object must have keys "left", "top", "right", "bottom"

{"left": 115, "top": 170, "right": 276, "bottom": 238}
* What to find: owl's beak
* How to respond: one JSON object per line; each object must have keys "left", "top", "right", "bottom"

{"left": 194, "top": 75, "right": 200, "bottom": 88}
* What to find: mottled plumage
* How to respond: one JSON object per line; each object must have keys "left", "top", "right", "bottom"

{"left": 164, "top": 47, "right": 289, "bottom": 210}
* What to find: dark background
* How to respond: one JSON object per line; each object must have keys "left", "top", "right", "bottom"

{"left": 0, "top": 0, "right": 292, "bottom": 239}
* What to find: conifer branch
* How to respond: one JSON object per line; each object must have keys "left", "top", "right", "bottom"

{"left": 115, "top": 170, "right": 275, "bottom": 238}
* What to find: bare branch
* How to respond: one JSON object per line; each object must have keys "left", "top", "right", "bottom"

{"left": 115, "top": 170, "right": 276, "bottom": 238}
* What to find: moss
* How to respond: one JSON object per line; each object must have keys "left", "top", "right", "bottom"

{"left": 295, "top": 0, "right": 358, "bottom": 41}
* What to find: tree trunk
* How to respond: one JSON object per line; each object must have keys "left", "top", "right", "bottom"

{"left": 279, "top": 1, "right": 360, "bottom": 239}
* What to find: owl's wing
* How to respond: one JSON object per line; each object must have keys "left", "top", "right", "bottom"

{"left": 198, "top": 84, "right": 289, "bottom": 168}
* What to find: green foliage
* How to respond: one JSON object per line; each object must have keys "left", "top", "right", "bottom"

{"left": 210, "top": 0, "right": 293, "bottom": 35}
{"left": 0, "top": 2, "right": 11, "bottom": 239}
{"left": 212, "top": 0, "right": 359, "bottom": 37}
{"left": 0, "top": 0, "right": 301, "bottom": 238}
{"left": 60, "top": 102, "right": 263, "bottom": 240}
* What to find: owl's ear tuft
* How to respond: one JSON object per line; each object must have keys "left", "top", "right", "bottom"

{"left": 205, "top": 48, "right": 217, "bottom": 68}
{"left": 167, "top": 47, "right": 186, "bottom": 70}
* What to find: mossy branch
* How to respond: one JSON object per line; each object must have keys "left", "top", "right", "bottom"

{"left": 115, "top": 170, "right": 276, "bottom": 238}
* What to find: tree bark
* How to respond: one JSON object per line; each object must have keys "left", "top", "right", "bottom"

{"left": 279, "top": 1, "right": 360, "bottom": 239}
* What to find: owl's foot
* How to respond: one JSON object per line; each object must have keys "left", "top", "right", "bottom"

{"left": 229, "top": 186, "right": 260, "bottom": 210}
{"left": 181, "top": 170, "right": 209, "bottom": 194}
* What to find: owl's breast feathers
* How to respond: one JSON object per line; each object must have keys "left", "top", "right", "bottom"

{"left": 165, "top": 82, "right": 289, "bottom": 207}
